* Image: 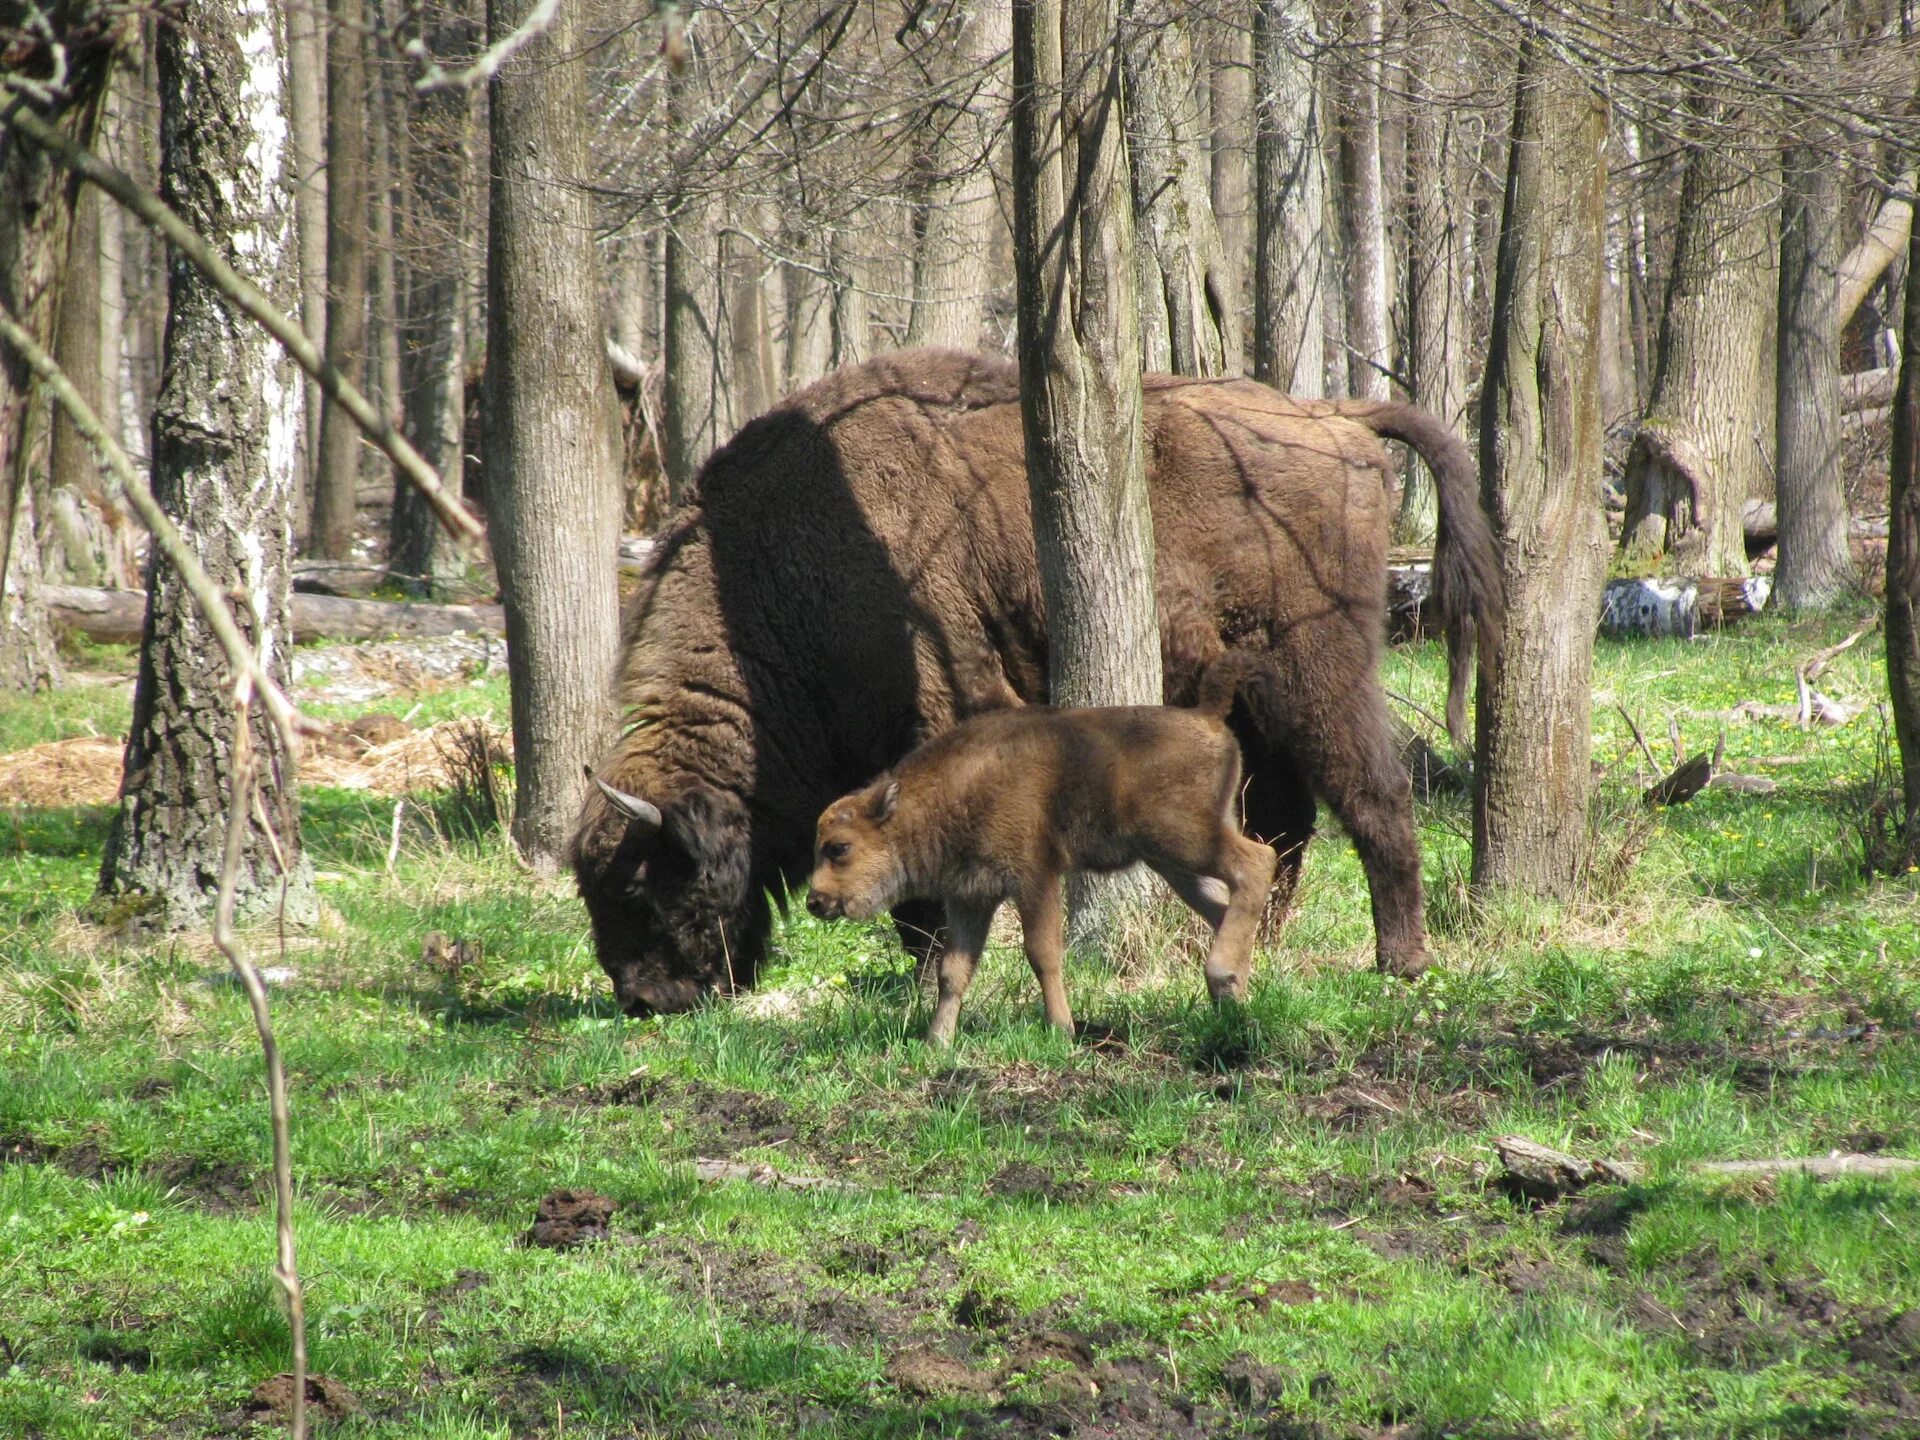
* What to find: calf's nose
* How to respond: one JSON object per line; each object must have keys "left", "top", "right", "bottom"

{"left": 806, "top": 891, "right": 830, "bottom": 919}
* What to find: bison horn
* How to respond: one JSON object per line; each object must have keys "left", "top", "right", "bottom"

{"left": 588, "top": 770, "right": 662, "bottom": 830}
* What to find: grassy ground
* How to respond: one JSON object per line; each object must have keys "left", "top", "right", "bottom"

{"left": 2, "top": 614, "right": 1917, "bottom": 1439}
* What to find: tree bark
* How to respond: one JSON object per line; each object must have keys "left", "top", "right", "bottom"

{"left": 484, "top": 0, "right": 623, "bottom": 867}
{"left": 99, "top": 0, "right": 313, "bottom": 926}
{"left": 1771, "top": 0, "right": 1857, "bottom": 613}
{"left": 1888, "top": 169, "right": 1920, "bottom": 858}
{"left": 1338, "top": 0, "right": 1390, "bottom": 402}
{"left": 287, "top": 0, "right": 329, "bottom": 519}
{"left": 906, "top": 0, "right": 1010, "bottom": 352}
{"left": 1836, "top": 170, "right": 1916, "bottom": 333}
{"left": 1621, "top": 102, "right": 1779, "bottom": 577}
{"left": 1472, "top": 29, "right": 1610, "bottom": 900}
{"left": 1122, "top": 0, "right": 1241, "bottom": 376}
{"left": 1400, "top": 0, "right": 1469, "bottom": 543}
{"left": 1251, "top": 0, "right": 1326, "bottom": 396}
{"left": 0, "top": 13, "right": 119, "bottom": 692}
{"left": 661, "top": 18, "right": 722, "bottom": 500}
{"left": 1209, "top": 17, "right": 1251, "bottom": 327}
{"left": 312, "top": 0, "right": 370, "bottom": 559}
{"left": 392, "top": 0, "right": 475, "bottom": 598}
{"left": 1013, "top": 0, "right": 1160, "bottom": 940}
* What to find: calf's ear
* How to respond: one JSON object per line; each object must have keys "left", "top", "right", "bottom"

{"left": 870, "top": 779, "right": 900, "bottom": 823}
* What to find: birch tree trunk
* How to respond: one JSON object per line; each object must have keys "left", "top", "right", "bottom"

{"left": 1013, "top": 0, "right": 1160, "bottom": 940}
{"left": 1339, "top": 0, "right": 1390, "bottom": 401}
{"left": 1621, "top": 105, "right": 1779, "bottom": 577}
{"left": 312, "top": 0, "right": 370, "bottom": 558}
{"left": 1771, "top": 0, "right": 1856, "bottom": 613}
{"left": 99, "top": 0, "right": 314, "bottom": 925}
{"left": 1122, "top": 0, "right": 1241, "bottom": 376}
{"left": 1472, "top": 30, "right": 1610, "bottom": 899}
{"left": 907, "top": 0, "right": 1010, "bottom": 352}
{"left": 1210, "top": 18, "right": 1251, "bottom": 323}
{"left": 484, "top": 0, "right": 623, "bottom": 867}
{"left": 1252, "top": 0, "right": 1326, "bottom": 396}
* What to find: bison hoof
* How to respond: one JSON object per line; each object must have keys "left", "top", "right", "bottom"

{"left": 1378, "top": 950, "right": 1431, "bottom": 980}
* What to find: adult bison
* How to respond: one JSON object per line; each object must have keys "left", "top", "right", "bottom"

{"left": 573, "top": 350, "right": 1500, "bottom": 1017}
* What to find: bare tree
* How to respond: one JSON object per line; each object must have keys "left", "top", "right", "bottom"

{"left": 99, "top": 0, "right": 314, "bottom": 926}
{"left": 287, "top": 0, "right": 329, "bottom": 517}
{"left": 1123, "top": 0, "right": 1241, "bottom": 375}
{"left": 1337, "top": 0, "right": 1390, "bottom": 401}
{"left": 1472, "top": 26, "right": 1610, "bottom": 899}
{"left": 1252, "top": 0, "right": 1326, "bottom": 395}
{"left": 1889, "top": 166, "right": 1920, "bottom": 861}
{"left": 1772, "top": 0, "right": 1857, "bottom": 613}
{"left": 906, "top": 0, "right": 1010, "bottom": 351}
{"left": 483, "top": 0, "right": 623, "bottom": 866}
{"left": 1013, "top": 0, "right": 1160, "bottom": 939}
{"left": 312, "top": 0, "right": 370, "bottom": 558}
{"left": 661, "top": 15, "right": 723, "bottom": 499}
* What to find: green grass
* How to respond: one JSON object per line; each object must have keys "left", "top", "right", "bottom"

{"left": 2, "top": 612, "right": 1918, "bottom": 1438}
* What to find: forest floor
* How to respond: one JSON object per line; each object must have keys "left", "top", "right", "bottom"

{"left": 2, "top": 610, "right": 1917, "bottom": 1439}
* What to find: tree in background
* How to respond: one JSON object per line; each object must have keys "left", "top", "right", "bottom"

{"left": 311, "top": 0, "right": 369, "bottom": 559}
{"left": 1472, "top": 24, "right": 1610, "bottom": 899}
{"left": 1012, "top": 0, "right": 1159, "bottom": 938}
{"left": 1251, "top": 0, "right": 1326, "bottom": 396}
{"left": 483, "top": 0, "right": 623, "bottom": 867}
{"left": 98, "top": 0, "right": 313, "bottom": 925}
{"left": 1888, "top": 162, "right": 1920, "bottom": 860}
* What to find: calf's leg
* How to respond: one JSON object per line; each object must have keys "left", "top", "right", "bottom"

{"left": 926, "top": 901, "right": 995, "bottom": 1048}
{"left": 1158, "top": 832, "right": 1278, "bottom": 1004}
{"left": 1014, "top": 878, "right": 1074, "bottom": 1036}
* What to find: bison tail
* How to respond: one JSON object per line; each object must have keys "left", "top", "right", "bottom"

{"left": 1332, "top": 399, "right": 1505, "bottom": 749}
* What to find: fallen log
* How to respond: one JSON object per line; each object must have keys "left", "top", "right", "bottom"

{"left": 45, "top": 584, "right": 505, "bottom": 647}
{"left": 1492, "top": 1135, "right": 1920, "bottom": 1204}
{"left": 1598, "top": 576, "right": 1772, "bottom": 638}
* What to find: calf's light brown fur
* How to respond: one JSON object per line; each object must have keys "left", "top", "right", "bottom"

{"left": 806, "top": 678, "right": 1278, "bottom": 1046}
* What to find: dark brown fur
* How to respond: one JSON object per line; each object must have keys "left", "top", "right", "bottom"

{"left": 806, "top": 700, "right": 1279, "bottom": 1045}
{"left": 571, "top": 350, "right": 1501, "bottom": 1016}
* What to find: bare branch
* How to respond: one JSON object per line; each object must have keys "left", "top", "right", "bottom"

{"left": 0, "top": 300, "right": 311, "bottom": 756}
{"left": 216, "top": 693, "right": 308, "bottom": 1440}
{"left": 1, "top": 97, "right": 485, "bottom": 550}
{"left": 404, "top": 0, "right": 558, "bottom": 93}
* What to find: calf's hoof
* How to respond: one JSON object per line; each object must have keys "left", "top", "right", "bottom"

{"left": 1204, "top": 971, "right": 1249, "bottom": 1005}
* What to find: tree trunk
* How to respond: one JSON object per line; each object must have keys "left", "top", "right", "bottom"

{"left": 1251, "top": 0, "right": 1326, "bottom": 396}
{"left": 1338, "top": 0, "right": 1390, "bottom": 401}
{"left": 484, "top": 0, "right": 623, "bottom": 867}
{"left": 1209, "top": 18, "right": 1251, "bottom": 326}
{"left": 1471, "top": 29, "right": 1610, "bottom": 899}
{"left": 831, "top": 221, "right": 870, "bottom": 365}
{"left": 1888, "top": 170, "right": 1920, "bottom": 858}
{"left": 1013, "top": 0, "right": 1160, "bottom": 941}
{"left": 369, "top": 38, "right": 404, "bottom": 442}
{"left": 1122, "top": 0, "right": 1241, "bottom": 376}
{"left": 0, "top": 21, "right": 118, "bottom": 692}
{"left": 313, "top": 0, "right": 370, "bottom": 559}
{"left": 1400, "top": 0, "right": 1469, "bottom": 544}
{"left": 906, "top": 0, "right": 1010, "bottom": 352}
{"left": 287, "top": 0, "right": 329, "bottom": 522}
{"left": 99, "top": 0, "right": 314, "bottom": 926}
{"left": 722, "top": 223, "right": 773, "bottom": 425}
{"left": 1771, "top": 0, "right": 1856, "bottom": 614}
{"left": 1620, "top": 104, "right": 1779, "bottom": 577}
{"left": 392, "top": 0, "right": 475, "bottom": 598}
{"left": 661, "top": 19, "right": 722, "bottom": 500}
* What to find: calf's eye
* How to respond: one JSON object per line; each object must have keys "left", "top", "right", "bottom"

{"left": 821, "top": 840, "right": 850, "bottom": 863}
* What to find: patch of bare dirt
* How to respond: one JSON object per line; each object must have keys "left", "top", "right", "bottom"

{"left": 242, "top": 1373, "right": 361, "bottom": 1424}
{"left": 988, "top": 1159, "right": 1087, "bottom": 1204}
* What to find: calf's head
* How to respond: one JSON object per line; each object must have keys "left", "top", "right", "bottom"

{"left": 572, "top": 772, "right": 766, "bottom": 1016}
{"left": 806, "top": 779, "right": 902, "bottom": 922}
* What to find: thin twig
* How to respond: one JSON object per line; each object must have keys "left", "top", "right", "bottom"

{"left": 404, "top": 0, "right": 559, "bottom": 93}
{"left": 1615, "top": 704, "right": 1659, "bottom": 775}
{"left": 216, "top": 685, "right": 308, "bottom": 1440}
{"left": 2, "top": 99, "right": 483, "bottom": 550}
{"left": 0, "top": 301, "right": 311, "bottom": 755}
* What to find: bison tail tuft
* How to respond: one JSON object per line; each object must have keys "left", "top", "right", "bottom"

{"left": 1332, "top": 399, "right": 1505, "bottom": 749}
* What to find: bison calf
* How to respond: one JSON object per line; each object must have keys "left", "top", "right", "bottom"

{"left": 806, "top": 699, "right": 1279, "bottom": 1047}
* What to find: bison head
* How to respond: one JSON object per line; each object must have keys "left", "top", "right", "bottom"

{"left": 572, "top": 772, "right": 768, "bottom": 1016}
{"left": 806, "top": 778, "right": 904, "bottom": 923}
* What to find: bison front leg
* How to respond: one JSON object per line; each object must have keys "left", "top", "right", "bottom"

{"left": 926, "top": 901, "right": 995, "bottom": 1048}
{"left": 1014, "top": 880, "right": 1074, "bottom": 1038}
{"left": 1160, "top": 835, "right": 1278, "bottom": 1005}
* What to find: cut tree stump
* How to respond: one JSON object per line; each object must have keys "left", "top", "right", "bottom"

{"left": 45, "top": 584, "right": 505, "bottom": 646}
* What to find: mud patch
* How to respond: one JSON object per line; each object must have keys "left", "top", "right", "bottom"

{"left": 989, "top": 1160, "right": 1085, "bottom": 1204}
{"left": 243, "top": 1373, "right": 361, "bottom": 1424}
{"left": 524, "top": 1189, "right": 614, "bottom": 1250}
{"left": 886, "top": 1345, "right": 998, "bottom": 1398}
